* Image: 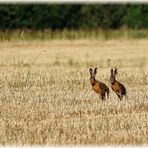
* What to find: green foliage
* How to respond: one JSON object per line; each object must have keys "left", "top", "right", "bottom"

{"left": 123, "top": 5, "right": 148, "bottom": 29}
{"left": 0, "top": 4, "right": 148, "bottom": 30}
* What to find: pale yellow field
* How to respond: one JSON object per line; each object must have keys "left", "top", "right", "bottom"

{"left": 0, "top": 39, "right": 148, "bottom": 145}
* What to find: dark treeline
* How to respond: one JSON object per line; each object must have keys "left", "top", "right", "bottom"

{"left": 0, "top": 4, "right": 148, "bottom": 30}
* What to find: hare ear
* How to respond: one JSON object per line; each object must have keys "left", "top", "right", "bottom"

{"left": 89, "top": 68, "right": 93, "bottom": 76}
{"left": 94, "top": 68, "right": 97, "bottom": 75}
{"left": 114, "top": 67, "right": 118, "bottom": 75}
{"left": 111, "top": 69, "right": 114, "bottom": 76}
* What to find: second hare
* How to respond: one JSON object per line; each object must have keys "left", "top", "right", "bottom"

{"left": 110, "top": 68, "right": 127, "bottom": 100}
{"left": 89, "top": 68, "right": 109, "bottom": 100}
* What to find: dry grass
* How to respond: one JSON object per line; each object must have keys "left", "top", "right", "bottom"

{"left": 0, "top": 39, "right": 148, "bottom": 145}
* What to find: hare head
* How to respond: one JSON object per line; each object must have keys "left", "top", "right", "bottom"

{"left": 89, "top": 68, "right": 97, "bottom": 85}
{"left": 110, "top": 67, "right": 118, "bottom": 84}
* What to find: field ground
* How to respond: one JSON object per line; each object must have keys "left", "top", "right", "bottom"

{"left": 0, "top": 39, "right": 148, "bottom": 145}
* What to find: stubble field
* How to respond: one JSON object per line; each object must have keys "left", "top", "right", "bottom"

{"left": 0, "top": 39, "right": 148, "bottom": 145}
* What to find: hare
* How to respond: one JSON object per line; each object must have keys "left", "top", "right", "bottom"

{"left": 110, "top": 67, "right": 127, "bottom": 100}
{"left": 89, "top": 68, "right": 109, "bottom": 100}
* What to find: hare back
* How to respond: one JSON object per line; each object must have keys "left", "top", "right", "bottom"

{"left": 92, "top": 81, "right": 108, "bottom": 94}
{"left": 92, "top": 82, "right": 101, "bottom": 93}
{"left": 111, "top": 81, "right": 121, "bottom": 92}
{"left": 111, "top": 81, "right": 126, "bottom": 95}
{"left": 120, "top": 83, "right": 127, "bottom": 95}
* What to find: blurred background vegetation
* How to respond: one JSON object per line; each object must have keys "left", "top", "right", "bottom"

{"left": 0, "top": 4, "right": 148, "bottom": 40}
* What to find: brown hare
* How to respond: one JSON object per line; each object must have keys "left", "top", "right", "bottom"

{"left": 110, "top": 67, "right": 127, "bottom": 100}
{"left": 89, "top": 68, "right": 109, "bottom": 100}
